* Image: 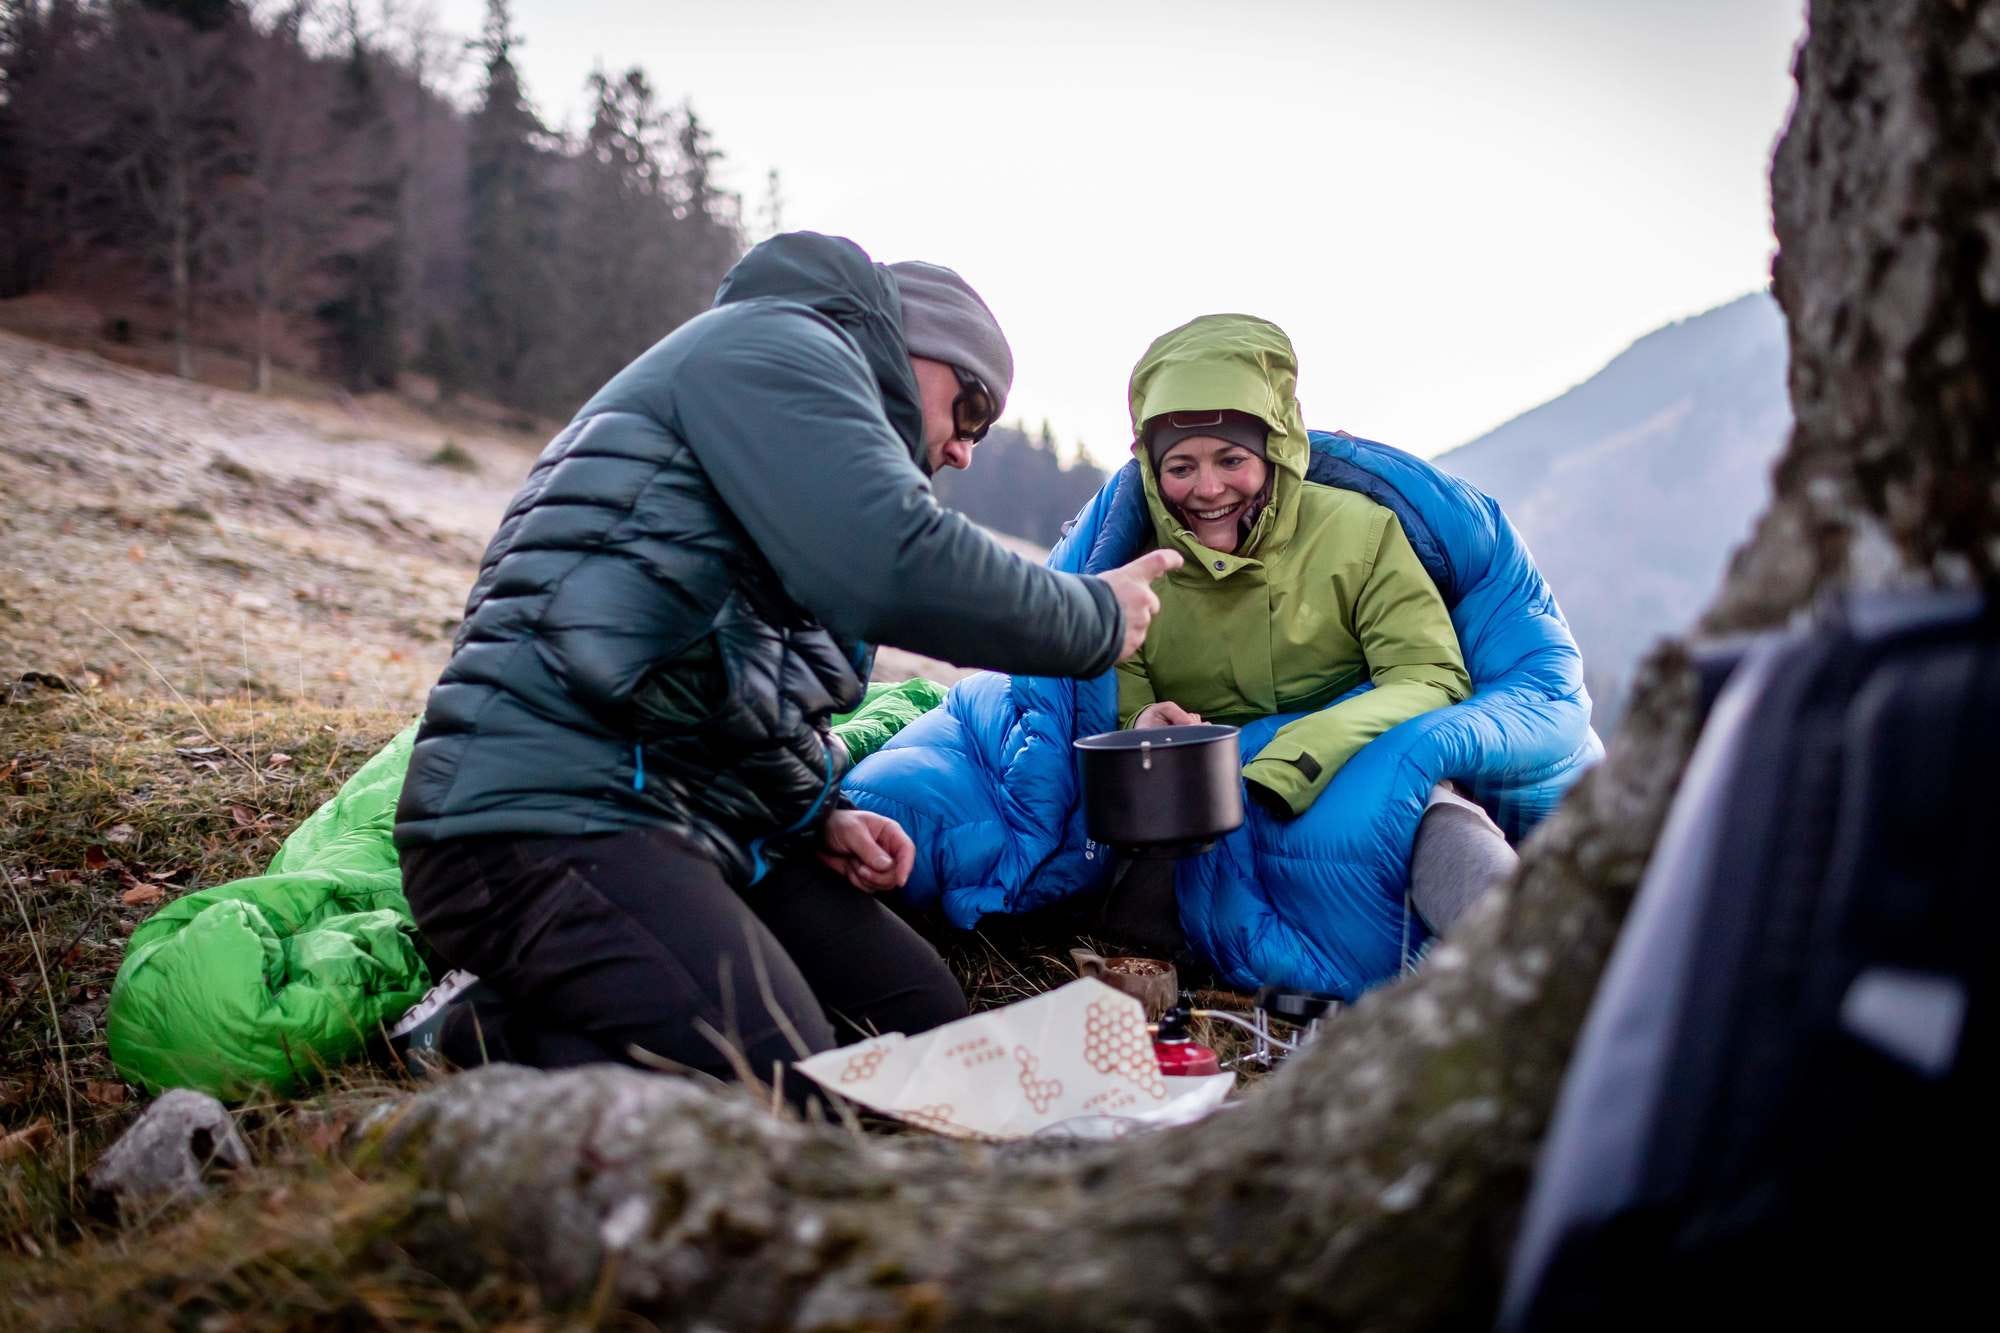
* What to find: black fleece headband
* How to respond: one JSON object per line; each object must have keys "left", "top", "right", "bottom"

{"left": 1143, "top": 409, "right": 1270, "bottom": 467}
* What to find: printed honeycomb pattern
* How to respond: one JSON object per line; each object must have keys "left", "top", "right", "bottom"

{"left": 840, "top": 1046, "right": 888, "bottom": 1083}
{"left": 904, "top": 1104, "right": 959, "bottom": 1132}
{"left": 1082, "top": 1000, "right": 1166, "bottom": 1099}
{"left": 1014, "top": 1046, "right": 1063, "bottom": 1113}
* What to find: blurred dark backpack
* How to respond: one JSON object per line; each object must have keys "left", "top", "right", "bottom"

{"left": 1502, "top": 589, "right": 1997, "bottom": 1329}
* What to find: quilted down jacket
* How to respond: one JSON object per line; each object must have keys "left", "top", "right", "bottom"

{"left": 394, "top": 231, "right": 1120, "bottom": 883}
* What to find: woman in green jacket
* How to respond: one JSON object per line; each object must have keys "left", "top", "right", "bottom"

{"left": 1110, "top": 314, "right": 1513, "bottom": 946}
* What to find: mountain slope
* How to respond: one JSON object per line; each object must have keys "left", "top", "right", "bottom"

{"left": 1435, "top": 292, "right": 1790, "bottom": 721}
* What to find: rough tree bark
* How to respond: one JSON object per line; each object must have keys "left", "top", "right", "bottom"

{"left": 1706, "top": 0, "right": 2000, "bottom": 634}
{"left": 367, "top": 2, "right": 1999, "bottom": 1327}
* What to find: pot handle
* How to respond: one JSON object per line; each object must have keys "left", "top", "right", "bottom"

{"left": 1069, "top": 948, "right": 1108, "bottom": 979}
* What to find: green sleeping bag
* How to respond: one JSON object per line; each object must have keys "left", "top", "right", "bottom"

{"left": 106, "top": 726, "right": 430, "bottom": 1099}
{"left": 106, "top": 679, "right": 948, "bottom": 1099}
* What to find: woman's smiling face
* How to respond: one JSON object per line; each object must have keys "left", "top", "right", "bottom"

{"left": 1156, "top": 435, "right": 1270, "bottom": 553}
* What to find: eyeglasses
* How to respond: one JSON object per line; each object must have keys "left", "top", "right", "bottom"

{"left": 950, "top": 365, "right": 997, "bottom": 445}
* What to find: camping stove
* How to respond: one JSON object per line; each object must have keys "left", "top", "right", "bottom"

{"left": 1187, "top": 986, "right": 1341, "bottom": 1070}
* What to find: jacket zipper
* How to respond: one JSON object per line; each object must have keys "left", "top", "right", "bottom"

{"left": 745, "top": 745, "right": 838, "bottom": 885}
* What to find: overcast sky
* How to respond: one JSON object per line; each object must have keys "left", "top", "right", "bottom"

{"left": 431, "top": 0, "right": 1805, "bottom": 466}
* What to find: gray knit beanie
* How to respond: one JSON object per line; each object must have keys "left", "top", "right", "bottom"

{"left": 887, "top": 260, "right": 1014, "bottom": 418}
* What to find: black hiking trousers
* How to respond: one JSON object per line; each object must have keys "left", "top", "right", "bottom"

{"left": 398, "top": 826, "right": 967, "bottom": 1098}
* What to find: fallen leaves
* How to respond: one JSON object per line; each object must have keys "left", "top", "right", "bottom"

{"left": 82, "top": 835, "right": 177, "bottom": 911}
{"left": 83, "top": 1080, "right": 128, "bottom": 1106}
{"left": 0, "top": 1117, "right": 54, "bottom": 1163}
{"left": 118, "top": 882, "right": 165, "bottom": 908}
{"left": 175, "top": 735, "right": 227, "bottom": 773}
{"left": 112, "top": 860, "right": 172, "bottom": 908}
{"left": 302, "top": 1112, "right": 355, "bottom": 1158}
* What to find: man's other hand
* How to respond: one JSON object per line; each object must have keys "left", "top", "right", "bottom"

{"left": 1099, "top": 549, "right": 1184, "bottom": 663}
{"left": 818, "top": 808, "right": 915, "bottom": 893}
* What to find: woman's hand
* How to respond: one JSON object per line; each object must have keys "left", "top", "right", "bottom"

{"left": 818, "top": 808, "right": 915, "bottom": 893}
{"left": 1133, "top": 700, "right": 1203, "bottom": 728}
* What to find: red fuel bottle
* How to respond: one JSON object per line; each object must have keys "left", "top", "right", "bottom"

{"left": 1152, "top": 1006, "right": 1221, "bottom": 1077}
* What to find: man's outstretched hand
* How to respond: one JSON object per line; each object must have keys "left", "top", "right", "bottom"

{"left": 1098, "top": 548, "right": 1184, "bottom": 663}
{"left": 818, "top": 808, "right": 915, "bottom": 893}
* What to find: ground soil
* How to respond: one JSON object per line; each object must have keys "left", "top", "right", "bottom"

{"left": 0, "top": 317, "right": 997, "bottom": 716}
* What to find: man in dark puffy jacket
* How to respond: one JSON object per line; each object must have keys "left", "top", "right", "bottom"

{"left": 389, "top": 232, "right": 1179, "bottom": 1092}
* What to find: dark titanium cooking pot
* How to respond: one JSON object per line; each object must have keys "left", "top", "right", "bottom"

{"left": 1073, "top": 723, "right": 1244, "bottom": 857}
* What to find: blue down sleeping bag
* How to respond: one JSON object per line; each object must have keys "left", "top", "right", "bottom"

{"left": 845, "top": 431, "right": 1604, "bottom": 996}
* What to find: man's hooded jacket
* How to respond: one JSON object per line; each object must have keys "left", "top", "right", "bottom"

{"left": 395, "top": 232, "right": 1121, "bottom": 880}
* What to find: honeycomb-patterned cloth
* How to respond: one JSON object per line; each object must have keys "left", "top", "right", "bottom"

{"left": 793, "top": 978, "right": 1232, "bottom": 1139}
{"left": 1082, "top": 1000, "right": 1166, "bottom": 1099}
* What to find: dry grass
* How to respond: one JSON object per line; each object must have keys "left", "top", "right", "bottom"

{"left": 0, "top": 687, "right": 408, "bottom": 1259}
{"left": 0, "top": 688, "right": 546, "bottom": 1326}
{"left": 0, "top": 288, "right": 559, "bottom": 444}
{"left": 423, "top": 439, "right": 480, "bottom": 473}
{"left": 3, "top": 1076, "right": 552, "bottom": 1329}
{"left": 0, "top": 683, "right": 1306, "bottom": 1328}
{"left": 937, "top": 912, "right": 1288, "bottom": 1080}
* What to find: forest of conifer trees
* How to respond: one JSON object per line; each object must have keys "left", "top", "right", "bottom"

{"left": 932, "top": 419, "right": 1110, "bottom": 549}
{"left": 0, "top": 0, "right": 748, "bottom": 419}
{"left": 0, "top": 0, "right": 1112, "bottom": 537}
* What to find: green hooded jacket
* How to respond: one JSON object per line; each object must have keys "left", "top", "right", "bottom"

{"left": 1116, "top": 314, "right": 1472, "bottom": 814}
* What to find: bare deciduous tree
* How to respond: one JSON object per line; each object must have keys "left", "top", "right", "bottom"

{"left": 1, "top": 0, "right": 743, "bottom": 408}
{"left": 89, "top": 6, "right": 247, "bottom": 379}
{"left": 231, "top": 3, "right": 336, "bottom": 391}
{"left": 378, "top": 0, "right": 468, "bottom": 346}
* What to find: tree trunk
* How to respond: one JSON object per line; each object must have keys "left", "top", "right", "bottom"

{"left": 1701, "top": 0, "right": 2000, "bottom": 634}
{"left": 253, "top": 220, "right": 272, "bottom": 395}
{"left": 253, "top": 305, "right": 271, "bottom": 395}
{"left": 174, "top": 2, "right": 2000, "bottom": 1326}
{"left": 170, "top": 155, "right": 194, "bottom": 383}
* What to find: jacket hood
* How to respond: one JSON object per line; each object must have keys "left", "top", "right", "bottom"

{"left": 1127, "top": 314, "right": 1309, "bottom": 573}
{"left": 715, "top": 231, "right": 925, "bottom": 463}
